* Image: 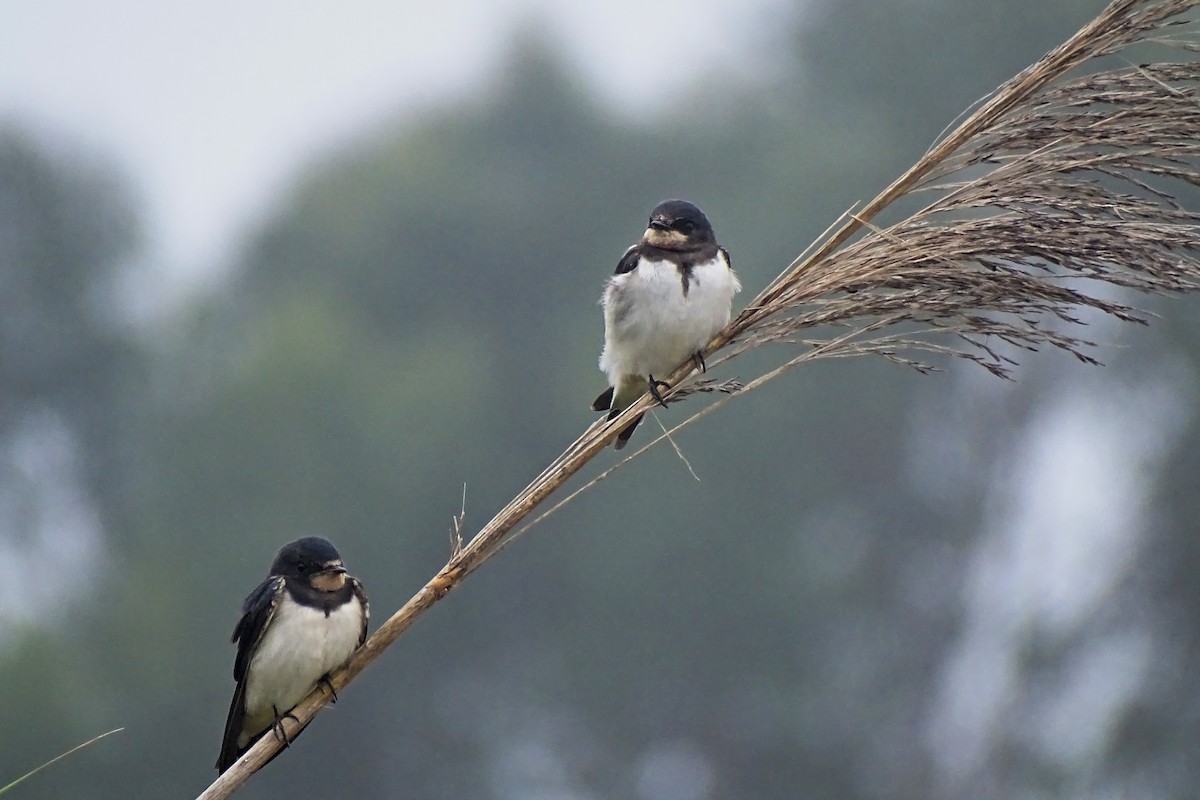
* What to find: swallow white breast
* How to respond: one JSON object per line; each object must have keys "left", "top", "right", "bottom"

{"left": 600, "top": 252, "right": 740, "bottom": 383}
{"left": 239, "top": 592, "right": 365, "bottom": 745}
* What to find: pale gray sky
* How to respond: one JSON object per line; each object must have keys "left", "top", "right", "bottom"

{"left": 1, "top": 0, "right": 776, "bottom": 279}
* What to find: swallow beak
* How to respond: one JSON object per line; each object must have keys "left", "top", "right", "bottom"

{"left": 649, "top": 219, "right": 670, "bottom": 232}
{"left": 310, "top": 562, "right": 348, "bottom": 591}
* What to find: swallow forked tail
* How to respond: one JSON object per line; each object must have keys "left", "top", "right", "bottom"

{"left": 592, "top": 384, "right": 645, "bottom": 450}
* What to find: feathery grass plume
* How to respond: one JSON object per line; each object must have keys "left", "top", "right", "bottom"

{"left": 711, "top": 5, "right": 1200, "bottom": 384}
{"left": 197, "top": 1, "right": 1200, "bottom": 796}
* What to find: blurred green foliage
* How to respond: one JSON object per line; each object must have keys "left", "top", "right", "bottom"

{"left": 4, "top": 1, "right": 1199, "bottom": 798}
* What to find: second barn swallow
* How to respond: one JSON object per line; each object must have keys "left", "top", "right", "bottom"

{"left": 593, "top": 199, "right": 741, "bottom": 448}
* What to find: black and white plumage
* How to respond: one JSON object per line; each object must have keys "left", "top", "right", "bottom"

{"left": 216, "top": 536, "right": 368, "bottom": 774}
{"left": 593, "top": 199, "right": 741, "bottom": 449}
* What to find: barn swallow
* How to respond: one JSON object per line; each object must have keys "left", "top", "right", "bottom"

{"left": 216, "top": 536, "right": 368, "bottom": 773}
{"left": 594, "top": 199, "right": 741, "bottom": 448}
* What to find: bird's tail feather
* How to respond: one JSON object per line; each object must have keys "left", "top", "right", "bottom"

{"left": 592, "top": 386, "right": 614, "bottom": 412}
{"left": 594, "top": 378, "right": 647, "bottom": 449}
{"left": 216, "top": 695, "right": 315, "bottom": 773}
{"left": 613, "top": 413, "right": 643, "bottom": 450}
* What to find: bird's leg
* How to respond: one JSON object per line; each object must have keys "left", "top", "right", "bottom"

{"left": 318, "top": 673, "right": 338, "bottom": 703}
{"left": 647, "top": 376, "right": 671, "bottom": 408}
{"left": 271, "top": 705, "right": 301, "bottom": 746}
{"left": 691, "top": 350, "right": 707, "bottom": 373}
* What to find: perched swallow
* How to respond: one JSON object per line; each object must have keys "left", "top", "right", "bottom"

{"left": 216, "top": 536, "right": 368, "bottom": 773}
{"left": 593, "top": 199, "right": 741, "bottom": 448}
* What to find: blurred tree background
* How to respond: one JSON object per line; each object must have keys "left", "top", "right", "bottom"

{"left": 3, "top": 0, "right": 1198, "bottom": 797}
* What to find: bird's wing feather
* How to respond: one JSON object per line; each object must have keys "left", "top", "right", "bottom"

{"left": 351, "top": 577, "right": 370, "bottom": 646}
{"left": 719, "top": 246, "right": 741, "bottom": 292}
{"left": 232, "top": 576, "right": 284, "bottom": 681}
{"left": 216, "top": 575, "right": 284, "bottom": 772}
{"left": 215, "top": 681, "right": 249, "bottom": 772}
{"left": 613, "top": 244, "right": 640, "bottom": 275}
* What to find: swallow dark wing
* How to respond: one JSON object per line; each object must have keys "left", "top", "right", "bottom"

{"left": 351, "top": 577, "right": 370, "bottom": 646}
{"left": 718, "top": 245, "right": 731, "bottom": 271}
{"left": 216, "top": 575, "right": 285, "bottom": 773}
{"left": 614, "top": 245, "right": 640, "bottom": 275}
{"left": 231, "top": 576, "right": 283, "bottom": 682}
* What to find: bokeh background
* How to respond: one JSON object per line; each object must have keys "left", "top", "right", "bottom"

{"left": 3, "top": 1, "right": 1199, "bottom": 797}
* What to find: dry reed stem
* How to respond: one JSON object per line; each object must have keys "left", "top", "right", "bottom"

{"left": 196, "top": 2, "right": 1200, "bottom": 796}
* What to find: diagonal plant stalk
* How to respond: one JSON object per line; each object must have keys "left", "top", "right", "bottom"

{"left": 197, "top": 1, "right": 1200, "bottom": 796}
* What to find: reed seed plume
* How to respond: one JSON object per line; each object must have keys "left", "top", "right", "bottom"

{"left": 710, "top": 5, "right": 1200, "bottom": 386}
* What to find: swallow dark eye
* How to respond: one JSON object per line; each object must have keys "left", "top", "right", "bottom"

{"left": 296, "top": 562, "right": 308, "bottom": 574}
{"left": 677, "top": 220, "right": 695, "bottom": 234}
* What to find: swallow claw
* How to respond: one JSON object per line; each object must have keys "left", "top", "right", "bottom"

{"left": 647, "top": 376, "right": 671, "bottom": 408}
{"left": 271, "top": 705, "right": 301, "bottom": 746}
{"left": 318, "top": 674, "right": 338, "bottom": 703}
